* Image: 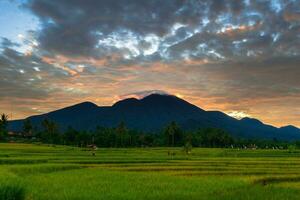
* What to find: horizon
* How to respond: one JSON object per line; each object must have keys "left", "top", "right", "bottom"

{"left": 1, "top": 0, "right": 300, "bottom": 128}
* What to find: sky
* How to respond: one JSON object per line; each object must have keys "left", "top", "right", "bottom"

{"left": 0, "top": 0, "right": 300, "bottom": 128}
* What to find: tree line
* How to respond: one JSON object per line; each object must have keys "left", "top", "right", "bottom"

{"left": 1, "top": 114, "right": 299, "bottom": 149}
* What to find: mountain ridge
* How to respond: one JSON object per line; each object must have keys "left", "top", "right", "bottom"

{"left": 8, "top": 94, "right": 300, "bottom": 141}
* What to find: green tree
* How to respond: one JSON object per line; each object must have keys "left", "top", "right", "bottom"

{"left": 41, "top": 119, "right": 59, "bottom": 143}
{"left": 76, "top": 131, "right": 91, "bottom": 147}
{"left": 22, "top": 119, "right": 33, "bottom": 137}
{"left": 183, "top": 141, "right": 192, "bottom": 154}
{"left": 288, "top": 144, "right": 296, "bottom": 153}
{"left": 296, "top": 141, "right": 300, "bottom": 149}
{"left": 63, "top": 126, "right": 78, "bottom": 145}
{"left": 115, "top": 122, "right": 128, "bottom": 147}
{"left": 164, "top": 121, "right": 183, "bottom": 147}
{"left": 0, "top": 114, "right": 8, "bottom": 140}
{"left": 194, "top": 128, "right": 234, "bottom": 148}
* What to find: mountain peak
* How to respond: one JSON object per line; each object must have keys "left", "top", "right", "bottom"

{"left": 110, "top": 93, "right": 204, "bottom": 116}
{"left": 141, "top": 93, "right": 177, "bottom": 100}
{"left": 72, "top": 101, "right": 98, "bottom": 108}
{"left": 240, "top": 117, "right": 263, "bottom": 125}
{"left": 55, "top": 101, "right": 98, "bottom": 113}
{"left": 113, "top": 94, "right": 182, "bottom": 105}
{"left": 280, "top": 125, "right": 300, "bottom": 131}
{"left": 112, "top": 98, "right": 139, "bottom": 107}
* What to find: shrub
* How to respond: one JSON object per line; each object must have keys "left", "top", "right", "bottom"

{"left": 288, "top": 144, "right": 296, "bottom": 153}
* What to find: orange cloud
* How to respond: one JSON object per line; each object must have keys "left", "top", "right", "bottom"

{"left": 218, "top": 22, "right": 262, "bottom": 36}
{"left": 284, "top": 12, "right": 300, "bottom": 22}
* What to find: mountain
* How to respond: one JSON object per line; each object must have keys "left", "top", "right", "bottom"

{"left": 8, "top": 94, "right": 300, "bottom": 141}
{"left": 279, "top": 125, "right": 300, "bottom": 140}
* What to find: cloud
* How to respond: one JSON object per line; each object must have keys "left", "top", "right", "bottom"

{"left": 21, "top": 0, "right": 300, "bottom": 63}
{"left": 117, "top": 90, "right": 169, "bottom": 101}
{"left": 26, "top": 0, "right": 198, "bottom": 57}
{"left": 0, "top": 0, "right": 300, "bottom": 127}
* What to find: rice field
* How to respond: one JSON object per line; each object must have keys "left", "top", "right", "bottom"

{"left": 1, "top": 143, "right": 300, "bottom": 200}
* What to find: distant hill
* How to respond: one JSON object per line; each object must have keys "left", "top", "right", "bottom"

{"left": 8, "top": 94, "right": 300, "bottom": 141}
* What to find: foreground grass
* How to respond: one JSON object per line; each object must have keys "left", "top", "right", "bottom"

{"left": 0, "top": 143, "right": 300, "bottom": 199}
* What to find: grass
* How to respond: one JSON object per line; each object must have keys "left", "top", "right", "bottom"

{"left": 0, "top": 143, "right": 300, "bottom": 199}
{"left": 0, "top": 177, "right": 25, "bottom": 200}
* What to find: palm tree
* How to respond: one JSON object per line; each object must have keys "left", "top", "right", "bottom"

{"left": 116, "top": 121, "right": 127, "bottom": 147}
{"left": 0, "top": 113, "right": 8, "bottom": 124}
{"left": 0, "top": 113, "right": 8, "bottom": 140}
{"left": 165, "top": 121, "right": 178, "bottom": 147}
{"left": 22, "top": 119, "right": 33, "bottom": 137}
{"left": 42, "top": 119, "right": 58, "bottom": 143}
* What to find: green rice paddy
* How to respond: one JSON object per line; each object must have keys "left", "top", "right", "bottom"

{"left": 1, "top": 143, "right": 300, "bottom": 199}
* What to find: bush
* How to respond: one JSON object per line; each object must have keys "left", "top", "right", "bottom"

{"left": 183, "top": 142, "right": 192, "bottom": 154}
{"left": 288, "top": 144, "right": 297, "bottom": 153}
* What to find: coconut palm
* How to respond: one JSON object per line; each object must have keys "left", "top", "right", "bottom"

{"left": 0, "top": 113, "right": 8, "bottom": 140}
{"left": 22, "top": 119, "right": 33, "bottom": 137}
{"left": 116, "top": 121, "right": 127, "bottom": 147}
{"left": 164, "top": 121, "right": 181, "bottom": 147}
{"left": 42, "top": 119, "right": 58, "bottom": 143}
